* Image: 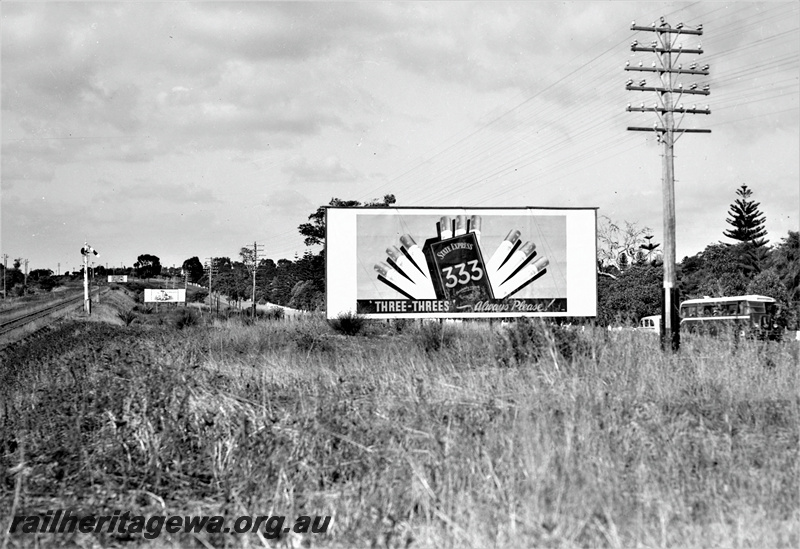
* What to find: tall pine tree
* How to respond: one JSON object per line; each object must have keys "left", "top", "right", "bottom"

{"left": 723, "top": 184, "right": 768, "bottom": 246}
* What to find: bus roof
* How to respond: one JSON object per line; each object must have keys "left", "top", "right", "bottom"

{"left": 680, "top": 294, "right": 776, "bottom": 306}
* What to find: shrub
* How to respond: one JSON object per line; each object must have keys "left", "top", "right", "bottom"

{"left": 292, "top": 322, "right": 334, "bottom": 353}
{"left": 414, "top": 320, "right": 455, "bottom": 353}
{"left": 191, "top": 289, "right": 209, "bottom": 303}
{"left": 173, "top": 308, "right": 199, "bottom": 330}
{"left": 495, "top": 318, "right": 593, "bottom": 367}
{"left": 117, "top": 309, "right": 137, "bottom": 326}
{"left": 328, "top": 311, "right": 365, "bottom": 336}
{"left": 263, "top": 306, "right": 285, "bottom": 320}
{"left": 392, "top": 318, "right": 411, "bottom": 333}
{"left": 496, "top": 317, "right": 552, "bottom": 366}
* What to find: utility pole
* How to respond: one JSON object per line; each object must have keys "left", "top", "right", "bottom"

{"left": 205, "top": 258, "right": 219, "bottom": 314}
{"left": 626, "top": 17, "right": 710, "bottom": 350}
{"left": 2, "top": 254, "right": 7, "bottom": 298}
{"left": 244, "top": 241, "right": 264, "bottom": 318}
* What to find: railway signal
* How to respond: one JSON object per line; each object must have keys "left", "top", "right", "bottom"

{"left": 81, "top": 242, "right": 100, "bottom": 314}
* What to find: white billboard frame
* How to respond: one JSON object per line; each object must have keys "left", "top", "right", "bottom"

{"left": 144, "top": 289, "right": 186, "bottom": 303}
{"left": 326, "top": 207, "right": 597, "bottom": 319}
{"left": 108, "top": 275, "right": 128, "bottom": 283}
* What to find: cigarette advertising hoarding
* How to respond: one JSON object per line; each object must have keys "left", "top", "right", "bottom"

{"left": 326, "top": 207, "right": 597, "bottom": 319}
{"left": 144, "top": 289, "right": 186, "bottom": 303}
{"left": 107, "top": 275, "right": 128, "bottom": 283}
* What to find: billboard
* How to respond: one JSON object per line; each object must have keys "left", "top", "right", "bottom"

{"left": 108, "top": 275, "right": 128, "bottom": 283}
{"left": 144, "top": 289, "right": 186, "bottom": 303}
{"left": 326, "top": 207, "right": 597, "bottom": 319}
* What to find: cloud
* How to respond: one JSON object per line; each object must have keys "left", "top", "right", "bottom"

{"left": 93, "top": 180, "right": 219, "bottom": 205}
{"left": 282, "top": 155, "right": 362, "bottom": 184}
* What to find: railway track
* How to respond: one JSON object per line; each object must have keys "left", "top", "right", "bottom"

{"left": 0, "top": 291, "right": 102, "bottom": 340}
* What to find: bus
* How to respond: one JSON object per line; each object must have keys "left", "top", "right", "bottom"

{"left": 679, "top": 295, "right": 780, "bottom": 339}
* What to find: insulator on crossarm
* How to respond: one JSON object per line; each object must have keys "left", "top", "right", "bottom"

{"left": 690, "top": 62, "right": 697, "bottom": 69}
{"left": 638, "top": 61, "right": 643, "bottom": 67}
{"left": 652, "top": 61, "right": 657, "bottom": 68}
{"left": 697, "top": 24, "right": 704, "bottom": 31}
{"left": 639, "top": 79, "right": 647, "bottom": 86}
{"left": 703, "top": 84, "right": 710, "bottom": 91}
{"left": 689, "top": 83, "right": 697, "bottom": 90}
{"left": 631, "top": 40, "right": 639, "bottom": 48}
{"left": 626, "top": 79, "right": 634, "bottom": 86}
{"left": 625, "top": 61, "right": 630, "bottom": 67}
{"left": 677, "top": 22, "right": 684, "bottom": 29}
{"left": 702, "top": 64, "right": 710, "bottom": 71}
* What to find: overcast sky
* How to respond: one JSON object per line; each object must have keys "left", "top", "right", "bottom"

{"left": 2, "top": 1, "right": 798, "bottom": 273}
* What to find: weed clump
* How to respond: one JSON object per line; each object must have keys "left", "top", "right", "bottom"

{"left": 495, "top": 318, "right": 591, "bottom": 366}
{"left": 292, "top": 321, "right": 334, "bottom": 353}
{"left": 328, "top": 310, "right": 365, "bottom": 336}
{"left": 116, "top": 308, "right": 137, "bottom": 326}
{"left": 173, "top": 307, "right": 199, "bottom": 329}
{"left": 414, "top": 321, "right": 456, "bottom": 353}
{"left": 263, "top": 306, "right": 285, "bottom": 320}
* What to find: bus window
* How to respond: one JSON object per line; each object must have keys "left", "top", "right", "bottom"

{"left": 725, "top": 303, "right": 739, "bottom": 315}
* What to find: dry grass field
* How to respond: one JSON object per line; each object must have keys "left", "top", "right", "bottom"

{"left": 1, "top": 311, "right": 798, "bottom": 548}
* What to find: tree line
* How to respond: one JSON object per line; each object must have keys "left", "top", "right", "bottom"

{"left": 597, "top": 184, "right": 799, "bottom": 329}
{"left": 3, "top": 185, "right": 797, "bottom": 331}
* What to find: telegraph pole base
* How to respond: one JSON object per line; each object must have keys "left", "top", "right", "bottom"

{"left": 661, "top": 287, "right": 680, "bottom": 351}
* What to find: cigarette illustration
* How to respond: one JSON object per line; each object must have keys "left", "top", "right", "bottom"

{"left": 399, "top": 234, "right": 431, "bottom": 281}
{"left": 491, "top": 241, "right": 536, "bottom": 291}
{"left": 386, "top": 246, "right": 437, "bottom": 298}
{"left": 468, "top": 215, "right": 482, "bottom": 245}
{"left": 486, "top": 229, "right": 521, "bottom": 275}
{"left": 439, "top": 216, "right": 453, "bottom": 240}
{"left": 454, "top": 215, "right": 467, "bottom": 236}
{"left": 495, "top": 257, "right": 550, "bottom": 299}
{"left": 375, "top": 262, "right": 422, "bottom": 299}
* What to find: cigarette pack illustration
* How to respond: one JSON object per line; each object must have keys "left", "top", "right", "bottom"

{"left": 372, "top": 215, "right": 552, "bottom": 309}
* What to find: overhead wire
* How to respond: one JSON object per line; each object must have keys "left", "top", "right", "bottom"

{"left": 254, "top": 2, "right": 797, "bottom": 259}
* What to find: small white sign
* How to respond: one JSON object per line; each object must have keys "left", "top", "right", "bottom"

{"left": 144, "top": 289, "right": 186, "bottom": 303}
{"left": 108, "top": 275, "right": 128, "bottom": 283}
